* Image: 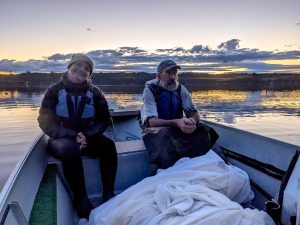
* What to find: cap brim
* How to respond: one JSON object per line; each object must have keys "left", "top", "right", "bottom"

{"left": 162, "top": 65, "right": 181, "bottom": 73}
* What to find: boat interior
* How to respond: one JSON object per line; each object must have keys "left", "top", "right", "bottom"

{"left": 1, "top": 109, "right": 299, "bottom": 225}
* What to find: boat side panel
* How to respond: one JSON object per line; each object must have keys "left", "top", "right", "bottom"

{"left": 208, "top": 122, "right": 297, "bottom": 172}
{"left": 251, "top": 187, "right": 269, "bottom": 210}
{"left": 56, "top": 173, "right": 77, "bottom": 225}
{"left": 282, "top": 157, "right": 300, "bottom": 225}
{"left": 82, "top": 151, "right": 151, "bottom": 204}
{"left": 1, "top": 210, "right": 19, "bottom": 225}
{"left": 110, "top": 115, "right": 142, "bottom": 142}
{"left": 227, "top": 158, "right": 281, "bottom": 209}
{"left": 0, "top": 135, "right": 49, "bottom": 222}
{"left": 115, "top": 151, "right": 151, "bottom": 193}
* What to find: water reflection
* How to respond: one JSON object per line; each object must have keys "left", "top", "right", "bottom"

{"left": 1, "top": 89, "right": 300, "bottom": 127}
{"left": 260, "top": 90, "right": 300, "bottom": 111}
{"left": 191, "top": 90, "right": 248, "bottom": 103}
{"left": 105, "top": 93, "right": 143, "bottom": 109}
{"left": 192, "top": 90, "right": 300, "bottom": 124}
{"left": 0, "top": 91, "right": 19, "bottom": 99}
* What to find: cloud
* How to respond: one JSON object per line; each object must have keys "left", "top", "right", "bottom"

{"left": 231, "top": 61, "right": 300, "bottom": 73}
{"left": 1, "top": 39, "right": 300, "bottom": 74}
{"left": 296, "top": 22, "right": 300, "bottom": 26}
{"left": 47, "top": 53, "right": 73, "bottom": 61}
{"left": 217, "top": 39, "right": 240, "bottom": 51}
{"left": 190, "top": 45, "right": 211, "bottom": 54}
{"left": 155, "top": 47, "right": 188, "bottom": 55}
{"left": 118, "top": 47, "right": 147, "bottom": 55}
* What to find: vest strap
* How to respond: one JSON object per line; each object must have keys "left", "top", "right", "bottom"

{"left": 66, "top": 92, "right": 88, "bottom": 129}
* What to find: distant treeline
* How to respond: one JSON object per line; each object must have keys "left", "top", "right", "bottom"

{"left": 0, "top": 72, "right": 300, "bottom": 92}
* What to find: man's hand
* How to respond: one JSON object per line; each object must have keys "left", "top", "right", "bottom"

{"left": 76, "top": 132, "right": 87, "bottom": 150}
{"left": 176, "top": 118, "right": 196, "bottom": 134}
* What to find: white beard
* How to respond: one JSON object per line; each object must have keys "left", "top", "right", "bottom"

{"left": 158, "top": 80, "right": 179, "bottom": 91}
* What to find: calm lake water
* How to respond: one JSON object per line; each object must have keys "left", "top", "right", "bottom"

{"left": 1, "top": 89, "right": 300, "bottom": 191}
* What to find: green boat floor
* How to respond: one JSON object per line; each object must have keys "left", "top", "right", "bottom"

{"left": 29, "top": 165, "right": 57, "bottom": 225}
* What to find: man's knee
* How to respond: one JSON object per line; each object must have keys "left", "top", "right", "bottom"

{"left": 48, "top": 138, "right": 81, "bottom": 160}
{"left": 157, "top": 127, "right": 173, "bottom": 136}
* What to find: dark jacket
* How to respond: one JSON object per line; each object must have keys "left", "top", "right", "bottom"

{"left": 38, "top": 73, "right": 111, "bottom": 140}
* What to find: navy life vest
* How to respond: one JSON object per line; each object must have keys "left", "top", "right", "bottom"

{"left": 148, "top": 84, "right": 183, "bottom": 120}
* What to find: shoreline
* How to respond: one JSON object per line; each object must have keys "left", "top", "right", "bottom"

{"left": 1, "top": 72, "right": 300, "bottom": 92}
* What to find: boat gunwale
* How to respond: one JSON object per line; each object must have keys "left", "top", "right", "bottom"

{"left": 112, "top": 109, "right": 300, "bottom": 150}
{"left": 110, "top": 109, "right": 140, "bottom": 117}
{"left": 0, "top": 132, "right": 44, "bottom": 212}
{"left": 202, "top": 119, "right": 300, "bottom": 150}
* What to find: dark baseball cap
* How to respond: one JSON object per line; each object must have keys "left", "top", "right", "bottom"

{"left": 157, "top": 60, "right": 181, "bottom": 73}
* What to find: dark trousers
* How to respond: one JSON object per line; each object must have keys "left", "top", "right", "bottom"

{"left": 47, "top": 134, "right": 117, "bottom": 202}
{"left": 143, "top": 122, "right": 219, "bottom": 169}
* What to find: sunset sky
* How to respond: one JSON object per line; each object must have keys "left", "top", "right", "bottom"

{"left": 0, "top": 0, "right": 299, "bottom": 74}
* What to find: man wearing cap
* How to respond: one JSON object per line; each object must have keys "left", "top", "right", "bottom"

{"left": 140, "top": 60, "right": 218, "bottom": 170}
{"left": 38, "top": 54, "right": 117, "bottom": 219}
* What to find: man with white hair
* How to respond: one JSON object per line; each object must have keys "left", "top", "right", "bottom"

{"left": 140, "top": 60, "right": 218, "bottom": 170}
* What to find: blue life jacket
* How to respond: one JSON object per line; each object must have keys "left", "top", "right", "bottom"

{"left": 54, "top": 87, "right": 96, "bottom": 131}
{"left": 56, "top": 89, "right": 95, "bottom": 119}
{"left": 148, "top": 84, "right": 183, "bottom": 120}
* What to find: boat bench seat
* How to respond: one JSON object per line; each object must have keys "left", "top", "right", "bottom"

{"left": 47, "top": 139, "right": 150, "bottom": 212}
{"left": 115, "top": 140, "right": 146, "bottom": 153}
{"left": 47, "top": 140, "right": 147, "bottom": 192}
{"left": 48, "top": 140, "right": 146, "bottom": 164}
